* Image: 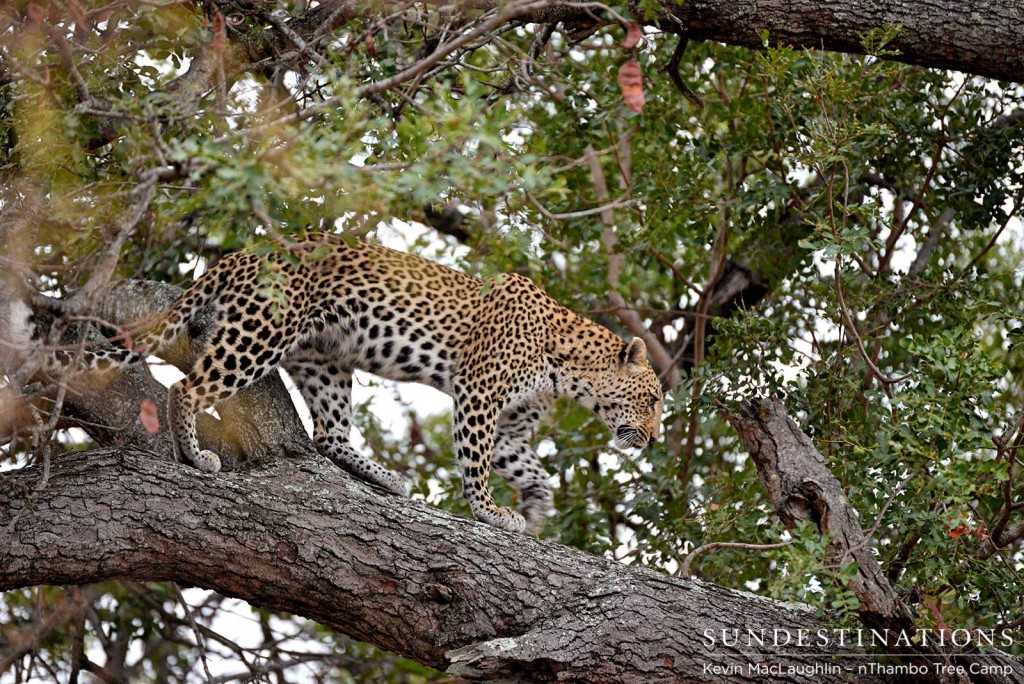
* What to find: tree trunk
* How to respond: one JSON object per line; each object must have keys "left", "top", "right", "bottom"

{"left": 0, "top": 281, "right": 317, "bottom": 470}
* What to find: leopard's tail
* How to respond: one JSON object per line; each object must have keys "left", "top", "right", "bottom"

{"left": 8, "top": 272, "right": 225, "bottom": 377}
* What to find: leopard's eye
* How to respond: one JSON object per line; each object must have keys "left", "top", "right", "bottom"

{"left": 649, "top": 392, "right": 660, "bottom": 407}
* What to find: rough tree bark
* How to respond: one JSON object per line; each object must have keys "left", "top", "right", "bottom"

{"left": 719, "top": 399, "right": 915, "bottom": 633}
{"left": 654, "top": 0, "right": 1023, "bottom": 85}
{"left": 3, "top": 439, "right": 1023, "bottom": 682}
{"left": 719, "top": 399, "right": 1024, "bottom": 684}
{"left": 0, "top": 448, "right": 895, "bottom": 684}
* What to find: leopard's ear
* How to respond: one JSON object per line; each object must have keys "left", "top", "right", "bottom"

{"left": 618, "top": 338, "right": 647, "bottom": 373}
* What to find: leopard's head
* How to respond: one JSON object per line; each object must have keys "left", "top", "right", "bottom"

{"left": 586, "top": 338, "right": 664, "bottom": 450}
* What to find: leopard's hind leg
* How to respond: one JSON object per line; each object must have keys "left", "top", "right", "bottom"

{"left": 282, "top": 347, "right": 409, "bottom": 495}
{"left": 168, "top": 291, "right": 300, "bottom": 473}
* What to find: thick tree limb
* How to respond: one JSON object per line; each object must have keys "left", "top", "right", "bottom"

{"left": 656, "top": 0, "right": 1023, "bottom": 84}
{"left": 40, "top": 0, "right": 1024, "bottom": 154}
{"left": 719, "top": 399, "right": 913, "bottom": 631}
{"left": 3, "top": 448, "right": 1023, "bottom": 682}
{"left": 17, "top": 0, "right": 1020, "bottom": 164}
{"left": 0, "top": 448, "right": 898, "bottom": 684}
{"left": 227, "top": 0, "right": 1024, "bottom": 85}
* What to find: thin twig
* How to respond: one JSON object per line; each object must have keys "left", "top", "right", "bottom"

{"left": 965, "top": 197, "right": 1021, "bottom": 272}
{"left": 44, "top": 23, "right": 92, "bottom": 103}
{"left": 523, "top": 189, "right": 635, "bottom": 220}
{"left": 262, "top": 10, "right": 327, "bottom": 67}
{"left": 833, "top": 257, "right": 911, "bottom": 387}
{"left": 171, "top": 583, "right": 214, "bottom": 684}
{"left": 679, "top": 541, "right": 793, "bottom": 578}
{"left": 907, "top": 207, "right": 953, "bottom": 277}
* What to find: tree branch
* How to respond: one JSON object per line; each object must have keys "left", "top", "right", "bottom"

{"left": 718, "top": 398, "right": 914, "bottom": 632}
{"left": 655, "top": 0, "right": 1023, "bottom": 84}
{"left": 0, "top": 448, "right": 912, "bottom": 683}
{"left": 718, "top": 398, "right": 1024, "bottom": 683}
{"left": 5, "top": 445, "right": 1023, "bottom": 682}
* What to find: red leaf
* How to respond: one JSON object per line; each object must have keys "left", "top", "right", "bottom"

{"left": 211, "top": 9, "right": 225, "bottom": 53}
{"left": 140, "top": 399, "right": 160, "bottom": 434}
{"left": 948, "top": 524, "right": 970, "bottom": 540}
{"left": 366, "top": 33, "right": 377, "bottom": 59}
{"left": 621, "top": 22, "right": 642, "bottom": 50}
{"left": 27, "top": 2, "right": 45, "bottom": 25}
{"left": 617, "top": 58, "right": 644, "bottom": 113}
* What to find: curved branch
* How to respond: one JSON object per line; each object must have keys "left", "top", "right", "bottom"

{"left": 6, "top": 444, "right": 1024, "bottom": 682}
{"left": 718, "top": 398, "right": 915, "bottom": 631}
{"left": 717, "top": 398, "right": 1024, "bottom": 684}
{"left": 680, "top": 541, "right": 792, "bottom": 580}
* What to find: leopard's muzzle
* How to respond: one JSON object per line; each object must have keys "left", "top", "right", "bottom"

{"left": 615, "top": 425, "right": 651, "bottom": 450}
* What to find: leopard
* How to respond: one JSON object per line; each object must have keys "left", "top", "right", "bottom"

{"left": 13, "top": 232, "right": 664, "bottom": 534}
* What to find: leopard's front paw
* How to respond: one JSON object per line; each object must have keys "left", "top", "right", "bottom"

{"left": 475, "top": 505, "right": 527, "bottom": 534}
